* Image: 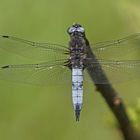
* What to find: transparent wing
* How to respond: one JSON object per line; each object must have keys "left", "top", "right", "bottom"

{"left": 0, "top": 35, "right": 69, "bottom": 61}
{"left": 93, "top": 33, "right": 140, "bottom": 59}
{"left": 0, "top": 60, "right": 71, "bottom": 86}
{"left": 85, "top": 59, "right": 140, "bottom": 84}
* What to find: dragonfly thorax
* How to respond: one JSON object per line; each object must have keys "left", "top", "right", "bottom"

{"left": 68, "top": 34, "right": 87, "bottom": 69}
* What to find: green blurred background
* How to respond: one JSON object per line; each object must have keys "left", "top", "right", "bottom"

{"left": 0, "top": 0, "right": 140, "bottom": 140}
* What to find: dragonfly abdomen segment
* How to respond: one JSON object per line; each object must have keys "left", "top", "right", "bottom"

{"left": 72, "top": 68, "right": 83, "bottom": 121}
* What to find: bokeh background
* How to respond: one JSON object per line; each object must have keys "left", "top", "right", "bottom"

{"left": 0, "top": 0, "right": 140, "bottom": 140}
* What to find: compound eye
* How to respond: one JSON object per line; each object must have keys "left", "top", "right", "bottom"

{"left": 68, "top": 27, "right": 76, "bottom": 34}
{"left": 77, "top": 27, "right": 85, "bottom": 33}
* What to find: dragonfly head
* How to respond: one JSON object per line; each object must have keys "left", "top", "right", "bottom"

{"left": 67, "top": 23, "right": 85, "bottom": 37}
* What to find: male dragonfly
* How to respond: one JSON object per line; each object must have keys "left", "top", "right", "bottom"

{"left": 0, "top": 24, "right": 140, "bottom": 121}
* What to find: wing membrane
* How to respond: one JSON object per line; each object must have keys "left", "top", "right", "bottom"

{"left": 86, "top": 59, "right": 140, "bottom": 84}
{"left": 0, "top": 60, "right": 71, "bottom": 86}
{"left": 0, "top": 35, "right": 69, "bottom": 61}
{"left": 93, "top": 33, "right": 140, "bottom": 59}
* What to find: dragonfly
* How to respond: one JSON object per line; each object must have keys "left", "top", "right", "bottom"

{"left": 0, "top": 24, "right": 140, "bottom": 121}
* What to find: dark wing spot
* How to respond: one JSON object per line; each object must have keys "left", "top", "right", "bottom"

{"left": 2, "top": 35, "right": 9, "bottom": 38}
{"left": 1, "top": 65, "right": 9, "bottom": 69}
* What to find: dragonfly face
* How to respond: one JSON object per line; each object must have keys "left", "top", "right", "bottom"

{"left": 0, "top": 24, "right": 140, "bottom": 121}
{"left": 67, "top": 23, "right": 85, "bottom": 33}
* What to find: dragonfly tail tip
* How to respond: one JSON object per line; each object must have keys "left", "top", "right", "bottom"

{"left": 75, "top": 108, "right": 81, "bottom": 122}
